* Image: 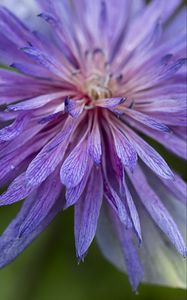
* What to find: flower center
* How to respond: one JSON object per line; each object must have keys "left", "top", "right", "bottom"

{"left": 85, "top": 73, "right": 112, "bottom": 101}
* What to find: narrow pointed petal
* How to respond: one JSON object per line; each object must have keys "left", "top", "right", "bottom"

{"left": 88, "top": 113, "right": 102, "bottom": 164}
{"left": 111, "top": 127, "right": 137, "bottom": 171}
{"left": 115, "top": 220, "right": 144, "bottom": 291}
{"left": 129, "top": 166, "right": 186, "bottom": 257}
{"left": 97, "top": 205, "right": 144, "bottom": 291}
{"left": 124, "top": 108, "right": 170, "bottom": 133}
{"left": 0, "top": 114, "right": 29, "bottom": 141}
{"left": 19, "top": 173, "right": 62, "bottom": 236}
{"left": 96, "top": 97, "right": 125, "bottom": 108}
{"left": 104, "top": 180, "right": 132, "bottom": 228}
{"left": 0, "top": 173, "right": 32, "bottom": 206}
{"left": 161, "top": 173, "right": 187, "bottom": 204}
{"left": 122, "top": 180, "right": 142, "bottom": 242}
{"left": 65, "top": 161, "right": 93, "bottom": 209}
{"left": 0, "top": 195, "right": 64, "bottom": 269}
{"left": 60, "top": 140, "right": 89, "bottom": 189}
{"left": 125, "top": 126, "right": 174, "bottom": 179}
{"left": 64, "top": 97, "right": 85, "bottom": 117}
{"left": 138, "top": 199, "right": 186, "bottom": 288}
{"left": 74, "top": 167, "right": 103, "bottom": 259}
{"left": 8, "top": 92, "right": 67, "bottom": 111}
{"left": 26, "top": 132, "right": 69, "bottom": 188}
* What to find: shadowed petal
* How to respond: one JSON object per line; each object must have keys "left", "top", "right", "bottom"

{"left": 97, "top": 204, "right": 144, "bottom": 291}
{"left": 74, "top": 166, "right": 103, "bottom": 259}
{"left": 104, "top": 180, "right": 132, "bottom": 228}
{"left": 138, "top": 200, "right": 186, "bottom": 288}
{"left": 19, "top": 172, "right": 62, "bottom": 236}
{"left": 128, "top": 165, "right": 186, "bottom": 257}
{"left": 0, "top": 194, "right": 64, "bottom": 269}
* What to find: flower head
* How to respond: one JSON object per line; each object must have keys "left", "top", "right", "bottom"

{"left": 0, "top": 0, "right": 186, "bottom": 291}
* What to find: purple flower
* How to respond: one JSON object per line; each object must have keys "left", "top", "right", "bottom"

{"left": 0, "top": 0, "right": 186, "bottom": 291}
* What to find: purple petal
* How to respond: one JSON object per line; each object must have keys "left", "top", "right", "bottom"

{"left": 64, "top": 97, "right": 84, "bottom": 118}
{"left": 161, "top": 173, "right": 187, "bottom": 205}
{"left": 22, "top": 46, "right": 68, "bottom": 79}
{"left": 19, "top": 172, "right": 62, "bottom": 236}
{"left": 124, "top": 116, "right": 187, "bottom": 160}
{"left": 0, "top": 173, "right": 32, "bottom": 206}
{"left": 25, "top": 133, "right": 68, "bottom": 188}
{"left": 0, "top": 114, "right": 29, "bottom": 141}
{"left": 111, "top": 127, "right": 137, "bottom": 171}
{"left": 125, "top": 126, "right": 174, "bottom": 179}
{"left": 97, "top": 205, "right": 144, "bottom": 291}
{"left": 0, "top": 193, "right": 64, "bottom": 269}
{"left": 43, "top": 116, "right": 79, "bottom": 152}
{"left": 129, "top": 166, "right": 186, "bottom": 257}
{"left": 104, "top": 180, "right": 132, "bottom": 228}
{"left": 96, "top": 97, "right": 125, "bottom": 108}
{"left": 8, "top": 92, "right": 66, "bottom": 111}
{"left": 11, "top": 62, "right": 53, "bottom": 78}
{"left": 88, "top": 114, "right": 102, "bottom": 164}
{"left": 121, "top": 180, "right": 142, "bottom": 242}
{"left": 124, "top": 108, "right": 170, "bottom": 132}
{"left": 115, "top": 219, "right": 144, "bottom": 291}
{"left": 137, "top": 199, "right": 186, "bottom": 288}
{"left": 65, "top": 161, "right": 93, "bottom": 209}
{"left": 74, "top": 166, "right": 103, "bottom": 259}
{"left": 160, "top": 0, "right": 182, "bottom": 22}
{"left": 0, "top": 6, "right": 37, "bottom": 46}
{"left": 60, "top": 140, "right": 89, "bottom": 189}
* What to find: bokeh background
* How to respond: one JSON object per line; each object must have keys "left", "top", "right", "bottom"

{"left": 0, "top": 0, "right": 186, "bottom": 299}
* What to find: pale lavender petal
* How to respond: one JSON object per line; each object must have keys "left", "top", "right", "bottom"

{"left": 8, "top": 92, "right": 67, "bottom": 111}
{"left": 137, "top": 200, "right": 186, "bottom": 288}
{"left": 161, "top": 174, "right": 187, "bottom": 205}
{"left": 96, "top": 97, "right": 125, "bottom": 108}
{"left": 129, "top": 166, "right": 186, "bottom": 257}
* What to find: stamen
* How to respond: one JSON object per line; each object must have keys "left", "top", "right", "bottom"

{"left": 85, "top": 73, "right": 112, "bottom": 101}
